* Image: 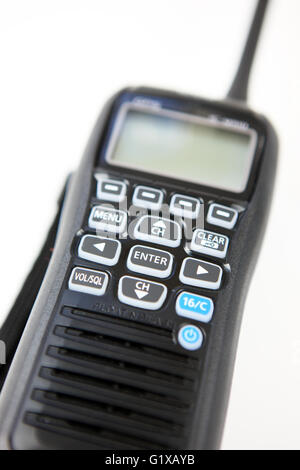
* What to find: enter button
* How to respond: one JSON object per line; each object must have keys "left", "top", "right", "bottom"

{"left": 127, "top": 245, "right": 173, "bottom": 278}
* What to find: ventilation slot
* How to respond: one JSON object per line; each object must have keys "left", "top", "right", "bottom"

{"left": 25, "top": 412, "right": 160, "bottom": 450}
{"left": 40, "top": 367, "right": 190, "bottom": 418}
{"left": 53, "top": 324, "right": 196, "bottom": 379}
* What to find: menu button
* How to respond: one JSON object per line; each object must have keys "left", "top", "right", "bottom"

{"left": 88, "top": 205, "right": 127, "bottom": 233}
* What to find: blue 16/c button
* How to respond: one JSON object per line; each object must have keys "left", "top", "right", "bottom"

{"left": 176, "top": 292, "right": 214, "bottom": 323}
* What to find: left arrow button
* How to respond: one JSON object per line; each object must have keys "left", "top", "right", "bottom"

{"left": 78, "top": 235, "right": 121, "bottom": 266}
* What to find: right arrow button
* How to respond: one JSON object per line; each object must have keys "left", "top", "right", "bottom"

{"left": 179, "top": 257, "right": 222, "bottom": 290}
{"left": 196, "top": 265, "right": 209, "bottom": 276}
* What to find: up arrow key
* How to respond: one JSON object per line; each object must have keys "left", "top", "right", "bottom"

{"left": 153, "top": 220, "right": 166, "bottom": 229}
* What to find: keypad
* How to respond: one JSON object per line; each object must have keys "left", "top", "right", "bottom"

{"left": 68, "top": 173, "right": 239, "bottom": 350}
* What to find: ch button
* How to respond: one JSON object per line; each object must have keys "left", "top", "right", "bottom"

{"left": 118, "top": 275, "right": 167, "bottom": 310}
{"left": 134, "top": 215, "right": 181, "bottom": 248}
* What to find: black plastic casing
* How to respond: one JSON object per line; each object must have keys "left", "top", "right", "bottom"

{"left": 0, "top": 87, "right": 278, "bottom": 450}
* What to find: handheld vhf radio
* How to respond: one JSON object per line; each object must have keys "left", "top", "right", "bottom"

{"left": 0, "top": 0, "right": 277, "bottom": 449}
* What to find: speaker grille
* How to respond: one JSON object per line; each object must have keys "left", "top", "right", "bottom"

{"left": 24, "top": 307, "right": 201, "bottom": 449}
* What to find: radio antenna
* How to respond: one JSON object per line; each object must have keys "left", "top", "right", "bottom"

{"left": 227, "top": 0, "right": 269, "bottom": 102}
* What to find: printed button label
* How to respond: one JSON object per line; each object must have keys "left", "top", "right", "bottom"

{"left": 176, "top": 292, "right": 214, "bottom": 323}
{"left": 69, "top": 267, "right": 109, "bottom": 296}
{"left": 127, "top": 245, "right": 173, "bottom": 278}
{"left": 118, "top": 275, "right": 167, "bottom": 310}
{"left": 191, "top": 229, "right": 229, "bottom": 258}
{"left": 88, "top": 205, "right": 127, "bottom": 233}
{"left": 134, "top": 216, "right": 181, "bottom": 248}
{"left": 78, "top": 235, "right": 121, "bottom": 266}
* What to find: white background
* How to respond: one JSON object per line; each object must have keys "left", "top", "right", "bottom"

{"left": 0, "top": 0, "right": 299, "bottom": 450}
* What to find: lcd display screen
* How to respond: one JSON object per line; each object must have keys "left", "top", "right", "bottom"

{"left": 107, "top": 105, "right": 257, "bottom": 193}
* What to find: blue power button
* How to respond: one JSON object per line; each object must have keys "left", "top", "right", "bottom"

{"left": 178, "top": 325, "right": 203, "bottom": 351}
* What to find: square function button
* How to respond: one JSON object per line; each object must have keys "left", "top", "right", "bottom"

{"left": 191, "top": 229, "right": 229, "bottom": 259}
{"left": 207, "top": 203, "right": 238, "bottom": 229}
{"left": 78, "top": 235, "right": 121, "bottom": 266}
{"left": 95, "top": 174, "right": 126, "bottom": 202}
{"left": 170, "top": 194, "right": 201, "bottom": 219}
{"left": 68, "top": 267, "right": 109, "bottom": 296}
{"left": 179, "top": 257, "right": 222, "bottom": 290}
{"left": 134, "top": 215, "right": 181, "bottom": 248}
{"left": 118, "top": 275, "right": 167, "bottom": 310}
{"left": 132, "top": 186, "right": 163, "bottom": 211}
{"left": 176, "top": 291, "right": 214, "bottom": 323}
{"left": 127, "top": 245, "right": 173, "bottom": 278}
{"left": 88, "top": 205, "right": 127, "bottom": 234}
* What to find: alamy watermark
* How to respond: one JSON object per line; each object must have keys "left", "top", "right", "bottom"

{"left": 89, "top": 199, "right": 205, "bottom": 242}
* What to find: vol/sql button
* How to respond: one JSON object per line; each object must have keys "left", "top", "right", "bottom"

{"left": 68, "top": 267, "right": 109, "bottom": 296}
{"left": 178, "top": 325, "right": 203, "bottom": 351}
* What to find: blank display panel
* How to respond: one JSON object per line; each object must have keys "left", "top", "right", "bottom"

{"left": 107, "top": 106, "right": 257, "bottom": 193}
